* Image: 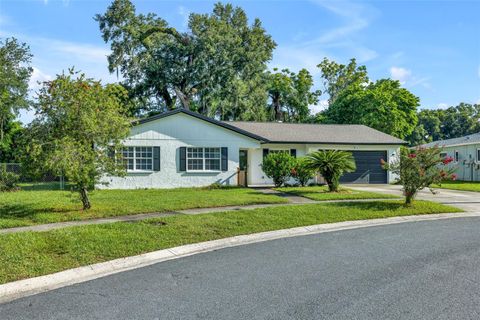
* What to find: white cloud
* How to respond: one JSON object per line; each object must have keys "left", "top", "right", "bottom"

{"left": 390, "top": 66, "right": 411, "bottom": 85}
{"left": 29, "top": 67, "right": 53, "bottom": 91}
{"left": 437, "top": 103, "right": 449, "bottom": 109}
{"left": 389, "top": 66, "right": 430, "bottom": 89}
{"left": 309, "top": 99, "right": 329, "bottom": 114}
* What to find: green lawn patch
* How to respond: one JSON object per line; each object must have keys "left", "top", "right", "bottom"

{"left": 432, "top": 181, "right": 480, "bottom": 192}
{"left": 0, "top": 200, "right": 461, "bottom": 284}
{"left": 277, "top": 185, "right": 399, "bottom": 201}
{"left": 0, "top": 187, "right": 287, "bottom": 229}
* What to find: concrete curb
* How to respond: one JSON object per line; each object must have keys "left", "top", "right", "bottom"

{"left": 1, "top": 211, "right": 479, "bottom": 304}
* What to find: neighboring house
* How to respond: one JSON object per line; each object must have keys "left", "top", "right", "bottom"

{"left": 421, "top": 133, "right": 480, "bottom": 181}
{"left": 99, "top": 109, "right": 405, "bottom": 189}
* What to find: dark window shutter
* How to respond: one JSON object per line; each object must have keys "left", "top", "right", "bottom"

{"left": 179, "top": 147, "right": 187, "bottom": 171}
{"left": 221, "top": 147, "right": 228, "bottom": 171}
{"left": 153, "top": 147, "right": 160, "bottom": 171}
{"left": 290, "top": 149, "right": 297, "bottom": 158}
{"left": 107, "top": 146, "right": 115, "bottom": 160}
{"left": 262, "top": 148, "right": 269, "bottom": 159}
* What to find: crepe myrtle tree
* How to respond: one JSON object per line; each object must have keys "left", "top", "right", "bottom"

{"left": 304, "top": 150, "right": 356, "bottom": 192}
{"left": 261, "top": 151, "right": 296, "bottom": 187}
{"left": 23, "top": 69, "right": 131, "bottom": 210}
{"left": 382, "top": 146, "right": 456, "bottom": 206}
{"left": 291, "top": 157, "right": 316, "bottom": 187}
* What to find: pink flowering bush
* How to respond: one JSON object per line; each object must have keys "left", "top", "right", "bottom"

{"left": 382, "top": 146, "right": 456, "bottom": 205}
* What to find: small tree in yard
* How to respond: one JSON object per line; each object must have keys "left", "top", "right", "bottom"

{"left": 261, "top": 152, "right": 296, "bottom": 187}
{"left": 23, "top": 70, "right": 131, "bottom": 210}
{"left": 304, "top": 150, "right": 356, "bottom": 192}
{"left": 382, "top": 146, "right": 456, "bottom": 206}
{"left": 291, "top": 158, "right": 316, "bottom": 186}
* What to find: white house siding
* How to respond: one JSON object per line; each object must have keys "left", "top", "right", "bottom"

{"left": 247, "top": 143, "right": 401, "bottom": 186}
{"left": 247, "top": 144, "right": 307, "bottom": 186}
{"left": 99, "top": 113, "right": 260, "bottom": 189}
{"left": 437, "top": 144, "right": 480, "bottom": 181}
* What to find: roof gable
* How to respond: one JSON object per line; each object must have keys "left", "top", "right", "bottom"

{"left": 421, "top": 132, "right": 480, "bottom": 148}
{"left": 134, "top": 109, "right": 265, "bottom": 141}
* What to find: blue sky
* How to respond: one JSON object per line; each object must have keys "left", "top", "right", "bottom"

{"left": 1, "top": 0, "right": 479, "bottom": 123}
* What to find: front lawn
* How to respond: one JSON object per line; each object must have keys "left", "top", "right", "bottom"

{"left": 277, "top": 185, "right": 399, "bottom": 201}
{"left": 0, "top": 187, "right": 287, "bottom": 229}
{"left": 432, "top": 181, "right": 480, "bottom": 192}
{"left": 0, "top": 200, "right": 461, "bottom": 284}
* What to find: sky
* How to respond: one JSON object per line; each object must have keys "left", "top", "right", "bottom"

{"left": 0, "top": 0, "right": 479, "bottom": 123}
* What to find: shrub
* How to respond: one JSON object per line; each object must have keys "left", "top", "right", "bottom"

{"left": 291, "top": 158, "right": 316, "bottom": 187}
{"left": 304, "top": 150, "right": 356, "bottom": 192}
{"left": 261, "top": 152, "right": 296, "bottom": 187}
{"left": 382, "top": 146, "right": 456, "bottom": 205}
{"left": 0, "top": 167, "right": 20, "bottom": 192}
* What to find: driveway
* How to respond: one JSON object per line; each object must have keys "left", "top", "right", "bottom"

{"left": 2, "top": 218, "right": 480, "bottom": 319}
{"left": 347, "top": 184, "right": 480, "bottom": 212}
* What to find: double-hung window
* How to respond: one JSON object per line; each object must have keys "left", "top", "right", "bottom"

{"left": 187, "top": 147, "right": 221, "bottom": 171}
{"left": 454, "top": 150, "right": 460, "bottom": 163}
{"left": 123, "top": 147, "right": 153, "bottom": 172}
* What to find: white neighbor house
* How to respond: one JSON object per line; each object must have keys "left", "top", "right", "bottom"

{"left": 421, "top": 132, "right": 480, "bottom": 182}
{"left": 99, "top": 109, "right": 405, "bottom": 189}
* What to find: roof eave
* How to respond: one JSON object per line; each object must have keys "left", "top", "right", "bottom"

{"left": 263, "top": 141, "right": 407, "bottom": 145}
{"left": 132, "top": 109, "right": 267, "bottom": 142}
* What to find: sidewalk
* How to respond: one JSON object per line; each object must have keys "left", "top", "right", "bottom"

{"left": 0, "top": 189, "right": 393, "bottom": 234}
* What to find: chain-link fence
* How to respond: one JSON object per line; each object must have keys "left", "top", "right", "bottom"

{"left": 1, "top": 163, "right": 66, "bottom": 190}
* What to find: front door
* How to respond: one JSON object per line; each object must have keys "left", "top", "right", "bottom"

{"left": 238, "top": 150, "right": 248, "bottom": 186}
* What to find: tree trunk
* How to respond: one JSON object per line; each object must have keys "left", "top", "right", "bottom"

{"left": 161, "top": 87, "right": 174, "bottom": 110}
{"left": 273, "top": 95, "right": 282, "bottom": 121}
{"left": 174, "top": 87, "right": 190, "bottom": 110}
{"left": 79, "top": 187, "right": 91, "bottom": 210}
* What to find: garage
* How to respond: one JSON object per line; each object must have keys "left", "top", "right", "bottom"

{"left": 340, "top": 151, "right": 388, "bottom": 184}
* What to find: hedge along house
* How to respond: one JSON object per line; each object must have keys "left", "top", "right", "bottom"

{"left": 420, "top": 132, "right": 480, "bottom": 182}
{"left": 99, "top": 109, "right": 405, "bottom": 189}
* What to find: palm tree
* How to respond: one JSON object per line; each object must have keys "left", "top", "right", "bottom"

{"left": 305, "top": 150, "right": 356, "bottom": 192}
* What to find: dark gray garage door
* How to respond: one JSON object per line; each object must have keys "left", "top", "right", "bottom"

{"left": 340, "top": 151, "right": 388, "bottom": 184}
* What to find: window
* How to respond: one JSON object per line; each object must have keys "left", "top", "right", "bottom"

{"left": 269, "top": 149, "right": 289, "bottom": 154}
{"left": 123, "top": 147, "right": 153, "bottom": 171}
{"left": 454, "top": 150, "right": 460, "bottom": 163}
{"left": 187, "top": 147, "right": 221, "bottom": 171}
{"left": 439, "top": 152, "right": 448, "bottom": 159}
{"left": 477, "top": 149, "right": 480, "bottom": 163}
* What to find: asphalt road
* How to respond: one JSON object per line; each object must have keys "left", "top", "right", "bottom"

{"left": 3, "top": 218, "right": 480, "bottom": 320}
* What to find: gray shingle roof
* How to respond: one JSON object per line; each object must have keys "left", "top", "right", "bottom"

{"left": 226, "top": 121, "right": 406, "bottom": 145}
{"left": 421, "top": 132, "right": 480, "bottom": 148}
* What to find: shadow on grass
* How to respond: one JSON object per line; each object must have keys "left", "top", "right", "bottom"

{"left": 326, "top": 201, "right": 406, "bottom": 211}
{"left": 0, "top": 204, "right": 74, "bottom": 220}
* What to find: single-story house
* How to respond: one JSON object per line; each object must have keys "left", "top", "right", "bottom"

{"left": 420, "top": 132, "right": 480, "bottom": 181}
{"left": 99, "top": 109, "right": 405, "bottom": 189}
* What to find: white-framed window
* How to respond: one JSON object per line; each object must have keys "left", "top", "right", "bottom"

{"left": 269, "top": 149, "right": 289, "bottom": 154}
{"left": 439, "top": 152, "right": 448, "bottom": 159}
{"left": 187, "top": 147, "right": 221, "bottom": 171}
{"left": 454, "top": 150, "right": 460, "bottom": 163}
{"left": 477, "top": 149, "right": 480, "bottom": 163}
{"left": 122, "top": 146, "right": 153, "bottom": 172}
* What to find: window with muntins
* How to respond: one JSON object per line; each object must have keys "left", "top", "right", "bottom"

{"left": 123, "top": 147, "right": 153, "bottom": 171}
{"left": 187, "top": 147, "right": 221, "bottom": 171}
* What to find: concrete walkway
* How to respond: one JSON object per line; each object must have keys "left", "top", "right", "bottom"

{"left": 0, "top": 189, "right": 393, "bottom": 235}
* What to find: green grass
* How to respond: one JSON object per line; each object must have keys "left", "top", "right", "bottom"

{"left": 0, "top": 187, "right": 287, "bottom": 229}
{"left": 432, "top": 181, "right": 480, "bottom": 192}
{"left": 0, "top": 200, "right": 461, "bottom": 284}
{"left": 277, "top": 185, "right": 399, "bottom": 201}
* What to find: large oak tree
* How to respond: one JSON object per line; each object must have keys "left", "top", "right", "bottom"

{"left": 96, "top": 0, "right": 276, "bottom": 120}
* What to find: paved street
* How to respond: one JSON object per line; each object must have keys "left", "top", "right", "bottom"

{"left": 347, "top": 184, "right": 480, "bottom": 212}
{"left": 2, "top": 217, "right": 480, "bottom": 319}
